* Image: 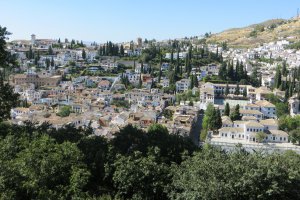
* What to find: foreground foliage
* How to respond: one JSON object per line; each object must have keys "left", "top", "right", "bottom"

{"left": 0, "top": 122, "right": 300, "bottom": 199}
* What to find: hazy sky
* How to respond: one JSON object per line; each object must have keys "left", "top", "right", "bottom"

{"left": 1, "top": 0, "right": 299, "bottom": 43}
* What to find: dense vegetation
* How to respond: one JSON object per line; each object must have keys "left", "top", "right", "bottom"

{"left": 0, "top": 122, "right": 300, "bottom": 199}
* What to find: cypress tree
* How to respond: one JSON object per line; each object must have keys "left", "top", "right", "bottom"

{"left": 218, "top": 62, "right": 227, "bottom": 80}
{"left": 234, "top": 83, "right": 240, "bottom": 95}
{"left": 190, "top": 75, "right": 194, "bottom": 89}
{"left": 170, "top": 48, "right": 174, "bottom": 64}
{"left": 158, "top": 54, "right": 162, "bottom": 83}
{"left": 28, "top": 46, "right": 33, "bottom": 59}
{"left": 282, "top": 60, "right": 287, "bottom": 76}
{"left": 139, "top": 73, "right": 142, "bottom": 88}
{"left": 243, "top": 88, "right": 247, "bottom": 97}
{"left": 48, "top": 46, "right": 53, "bottom": 55}
{"left": 215, "top": 108, "right": 222, "bottom": 130}
{"left": 176, "top": 48, "right": 180, "bottom": 75}
{"left": 224, "top": 103, "right": 230, "bottom": 116}
{"left": 225, "top": 82, "right": 229, "bottom": 96}
{"left": 82, "top": 49, "right": 86, "bottom": 59}
{"left": 51, "top": 57, "right": 54, "bottom": 67}
{"left": 185, "top": 56, "right": 188, "bottom": 73}
{"left": 46, "top": 58, "right": 50, "bottom": 69}
{"left": 235, "top": 60, "right": 240, "bottom": 81}
{"left": 230, "top": 104, "right": 241, "bottom": 121}
{"left": 194, "top": 75, "right": 199, "bottom": 88}
{"left": 275, "top": 66, "right": 282, "bottom": 89}
{"left": 120, "top": 44, "right": 124, "bottom": 56}
{"left": 227, "top": 61, "right": 234, "bottom": 81}
{"left": 140, "top": 61, "right": 144, "bottom": 74}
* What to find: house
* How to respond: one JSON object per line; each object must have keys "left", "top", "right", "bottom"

{"left": 244, "top": 100, "right": 276, "bottom": 119}
{"left": 254, "top": 87, "right": 272, "bottom": 101}
{"left": 218, "top": 118, "right": 288, "bottom": 143}
{"left": 10, "top": 73, "right": 62, "bottom": 88}
{"left": 160, "top": 78, "right": 170, "bottom": 88}
{"left": 240, "top": 109, "right": 263, "bottom": 120}
{"left": 289, "top": 94, "right": 300, "bottom": 116}
{"left": 255, "top": 100, "right": 276, "bottom": 119}
{"left": 176, "top": 79, "right": 190, "bottom": 92}
{"left": 161, "top": 63, "right": 170, "bottom": 71}
{"left": 123, "top": 70, "right": 140, "bottom": 84}
{"left": 135, "top": 63, "right": 149, "bottom": 73}
{"left": 98, "top": 80, "right": 111, "bottom": 91}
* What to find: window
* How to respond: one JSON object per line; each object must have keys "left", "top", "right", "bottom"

{"left": 247, "top": 128, "right": 249, "bottom": 131}
{"left": 273, "top": 137, "right": 275, "bottom": 140}
{"left": 250, "top": 129, "right": 252, "bottom": 132}
{"left": 280, "top": 137, "right": 282, "bottom": 141}
{"left": 222, "top": 133, "right": 224, "bottom": 136}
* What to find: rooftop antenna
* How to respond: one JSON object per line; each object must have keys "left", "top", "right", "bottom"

{"left": 297, "top": 8, "right": 299, "bottom": 18}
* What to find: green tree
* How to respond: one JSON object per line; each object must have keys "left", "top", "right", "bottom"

{"left": 202, "top": 103, "right": 216, "bottom": 131}
{"left": 51, "top": 57, "right": 54, "bottom": 67}
{"left": 190, "top": 75, "right": 194, "bottom": 89}
{"left": 194, "top": 75, "right": 199, "bottom": 88}
{"left": 256, "top": 131, "right": 267, "bottom": 143}
{"left": 224, "top": 102, "right": 230, "bottom": 116}
{"left": 234, "top": 83, "right": 240, "bottom": 95}
{"left": 0, "top": 26, "right": 19, "bottom": 122}
{"left": 120, "top": 44, "right": 124, "bottom": 56}
{"left": 276, "top": 102, "right": 289, "bottom": 118}
{"left": 274, "top": 66, "right": 282, "bottom": 89}
{"left": 250, "top": 66, "right": 260, "bottom": 87}
{"left": 56, "top": 106, "right": 71, "bottom": 117}
{"left": 225, "top": 82, "right": 229, "bottom": 96}
{"left": 170, "top": 147, "right": 300, "bottom": 200}
{"left": 0, "top": 80, "right": 19, "bottom": 122}
{"left": 289, "top": 129, "right": 300, "bottom": 145}
{"left": 282, "top": 60, "right": 287, "bottom": 76}
{"left": 82, "top": 49, "right": 86, "bottom": 59}
{"left": 218, "top": 62, "right": 227, "bottom": 80}
{"left": 46, "top": 58, "right": 50, "bottom": 69}
{"left": 243, "top": 88, "right": 247, "bottom": 97}
{"left": 48, "top": 45, "right": 54, "bottom": 55}
{"left": 230, "top": 104, "right": 241, "bottom": 121}
{"left": 227, "top": 61, "right": 234, "bottom": 80}
{"left": 112, "top": 151, "right": 169, "bottom": 199}
{"left": 158, "top": 53, "right": 162, "bottom": 83}
{"left": 214, "top": 108, "right": 222, "bottom": 130}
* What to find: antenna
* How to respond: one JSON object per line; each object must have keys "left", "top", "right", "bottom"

{"left": 298, "top": 8, "right": 299, "bottom": 18}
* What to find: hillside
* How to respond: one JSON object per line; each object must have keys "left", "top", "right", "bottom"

{"left": 207, "top": 17, "right": 300, "bottom": 48}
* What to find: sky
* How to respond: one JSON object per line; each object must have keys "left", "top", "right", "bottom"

{"left": 1, "top": 0, "right": 299, "bottom": 43}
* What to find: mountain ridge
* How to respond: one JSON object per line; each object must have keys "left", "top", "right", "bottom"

{"left": 207, "top": 17, "right": 300, "bottom": 48}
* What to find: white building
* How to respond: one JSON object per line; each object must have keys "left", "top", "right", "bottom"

{"left": 218, "top": 119, "right": 288, "bottom": 143}
{"left": 176, "top": 79, "right": 190, "bottom": 92}
{"left": 289, "top": 94, "right": 300, "bottom": 116}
